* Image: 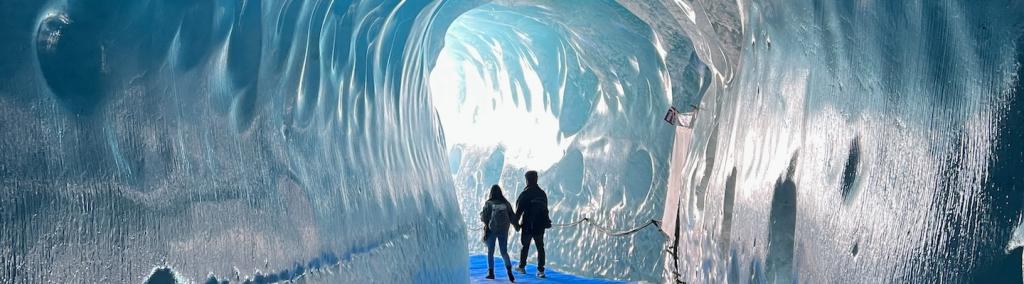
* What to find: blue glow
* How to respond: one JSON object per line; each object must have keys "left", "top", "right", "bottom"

{"left": 1, "top": 0, "right": 1022, "bottom": 283}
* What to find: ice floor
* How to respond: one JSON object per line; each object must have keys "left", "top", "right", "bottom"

{"left": 468, "top": 255, "right": 625, "bottom": 283}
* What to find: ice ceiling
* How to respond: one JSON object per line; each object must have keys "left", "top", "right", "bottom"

{"left": 0, "top": 0, "right": 1022, "bottom": 283}
{"left": 431, "top": 1, "right": 699, "bottom": 281}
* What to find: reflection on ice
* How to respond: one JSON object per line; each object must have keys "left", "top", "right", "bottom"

{"left": 1, "top": 0, "right": 1022, "bottom": 283}
{"left": 432, "top": 1, "right": 705, "bottom": 282}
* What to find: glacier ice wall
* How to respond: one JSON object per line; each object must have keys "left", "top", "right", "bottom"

{"left": 2, "top": 0, "right": 1022, "bottom": 283}
{"left": 0, "top": 0, "right": 480, "bottom": 282}
{"left": 430, "top": 1, "right": 708, "bottom": 282}
{"left": 659, "top": 0, "right": 1024, "bottom": 283}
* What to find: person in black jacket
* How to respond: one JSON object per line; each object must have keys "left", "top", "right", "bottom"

{"left": 514, "top": 170, "right": 551, "bottom": 278}
{"left": 480, "top": 185, "right": 518, "bottom": 282}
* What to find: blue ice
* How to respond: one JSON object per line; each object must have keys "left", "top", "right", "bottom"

{"left": 1, "top": 0, "right": 1023, "bottom": 283}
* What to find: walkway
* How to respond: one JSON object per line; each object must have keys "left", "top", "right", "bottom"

{"left": 468, "top": 254, "right": 625, "bottom": 283}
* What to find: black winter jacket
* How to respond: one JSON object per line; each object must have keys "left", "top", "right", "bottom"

{"left": 515, "top": 184, "right": 550, "bottom": 232}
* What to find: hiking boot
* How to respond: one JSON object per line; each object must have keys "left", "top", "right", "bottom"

{"left": 514, "top": 266, "right": 526, "bottom": 274}
{"left": 536, "top": 271, "right": 546, "bottom": 278}
{"left": 506, "top": 267, "right": 516, "bottom": 282}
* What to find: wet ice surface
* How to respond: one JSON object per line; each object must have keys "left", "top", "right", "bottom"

{"left": 2, "top": 0, "right": 473, "bottom": 282}
{"left": 2, "top": 0, "right": 1023, "bottom": 283}
{"left": 658, "top": 0, "right": 1024, "bottom": 283}
{"left": 2, "top": 0, "right": 682, "bottom": 281}
{"left": 433, "top": 1, "right": 706, "bottom": 282}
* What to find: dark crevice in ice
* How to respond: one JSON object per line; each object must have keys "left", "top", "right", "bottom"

{"left": 719, "top": 167, "right": 738, "bottom": 252}
{"left": 840, "top": 136, "right": 861, "bottom": 203}
{"left": 765, "top": 153, "right": 798, "bottom": 283}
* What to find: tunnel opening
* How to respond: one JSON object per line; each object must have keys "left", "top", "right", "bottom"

{"left": 426, "top": 0, "right": 701, "bottom": 282}
{"left": 1, "top": 0, "right": 1021, "bottom": 283}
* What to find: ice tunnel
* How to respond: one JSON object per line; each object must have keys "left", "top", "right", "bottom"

{"left": 1, "top": 0, "right": 1023, "bottom": 283}
{"left": 431, "top": 1, "right": 697, "bottom": 281}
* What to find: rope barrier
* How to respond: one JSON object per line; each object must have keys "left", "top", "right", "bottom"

{"left": 584, "top": 218, "right": 659, "bottom": 236}
{"left": 549, "top": 218, "right": 588, "bottom": 228}
{"left": 469, "top": 216, "right": 683, "bottom": 282}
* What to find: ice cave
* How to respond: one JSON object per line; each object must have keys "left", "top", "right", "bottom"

{"left": 1, "top": 0, "right": 1022, "bottom": 283}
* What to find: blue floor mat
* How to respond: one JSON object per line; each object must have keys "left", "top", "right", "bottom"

{"left": 468, "top": 254, "right": 625, "bottom": 283}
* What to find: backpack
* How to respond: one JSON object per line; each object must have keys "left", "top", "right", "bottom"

{"left": 488, "top": 201, "right": 512, "bottom": 231}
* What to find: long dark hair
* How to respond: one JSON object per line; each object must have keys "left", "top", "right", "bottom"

{"left": 488, "top": 184, "right": 506, "bottom": 202}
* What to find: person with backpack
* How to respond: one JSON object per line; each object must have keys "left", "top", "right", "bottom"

{"left": 480, "top": 184, "right": 518, "bottom": 282}
{"left": 514, "top": 170, "right": 552, "bottom": 278}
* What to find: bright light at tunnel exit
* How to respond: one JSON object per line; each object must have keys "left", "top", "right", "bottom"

{"left": 429, "top": 43, "right": 568, "bottom": 171}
